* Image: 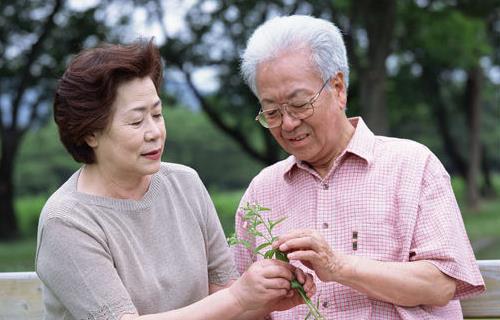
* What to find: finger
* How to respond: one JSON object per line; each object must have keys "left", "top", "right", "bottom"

{"left": 262, "top": 278, "right": 292, "bottom": 290}
{"left": 262, "top": 288, "right": 290, "bottom": 301}
{"left": 273, "top": 229, "right": 314, "bottom": 248}
{"left": 286, "top": 250, "right": 319, "bottom": 263}
{"left": 261, "top": 264, "right": 294, "bottom": 281}
{"left": 303, "top": 273, "right": 315, "bottom": 294}
{"left": 294, "top": 267, "right": 305, "bottom": 284}
{"left": 278, "top": 237, "right": 320, "bottom": 253}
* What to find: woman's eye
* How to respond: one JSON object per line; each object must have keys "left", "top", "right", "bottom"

{"left": 153, "top": 113, "right": 163, "bottom": 118}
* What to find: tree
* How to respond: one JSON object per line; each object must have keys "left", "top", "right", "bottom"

{"left": 148, "top": 0, "right": 498, "bottom": 209}
{"left": 396, "top": 1, "right": 497, "bottom": 208}
{"left": 0, "top": 0, "right": 108, "bottom": 239}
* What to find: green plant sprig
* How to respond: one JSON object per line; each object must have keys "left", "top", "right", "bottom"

{"left": 228, "top": 203, "right": 324, "bottom": 320}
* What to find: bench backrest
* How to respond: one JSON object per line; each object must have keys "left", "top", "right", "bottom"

{"left": 0, "top": 272, "right": 42, "bottom": 320}
{"left": 460, "top": 259, "right": 500, "bottom": 318}
{"left": 0, "top": 260, "right": 499, "bottom": 319}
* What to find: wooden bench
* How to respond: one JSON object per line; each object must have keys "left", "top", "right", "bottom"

{"left": 1, "top": 260, "right": 499, "bottom": 319}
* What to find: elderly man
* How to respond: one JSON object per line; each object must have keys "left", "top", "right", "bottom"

{"left": 234, "top": 15, "right": 485, "bottom": 319}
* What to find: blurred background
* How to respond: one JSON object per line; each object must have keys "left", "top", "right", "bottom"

{"left": 0, "top": 0, "right": 499, "bottom": 271}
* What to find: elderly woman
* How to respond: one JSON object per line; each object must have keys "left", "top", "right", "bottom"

{"left": 35, "top": 39, "right": 314, "bottom": 320}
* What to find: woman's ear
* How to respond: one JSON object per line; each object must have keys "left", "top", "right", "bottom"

{"left": 84, "top": 133, "right": 98, "bottom": 148}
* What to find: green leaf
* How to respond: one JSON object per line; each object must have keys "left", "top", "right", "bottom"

{"left": 274, "top": 250, "right": 289, "bottom": 262}
{"left": 239, "top": 239, "right": 251, "bottom": 249}
{"left": 254, "top": 242, "right": 271, "bottom": 254}
{"left": 264, "top": 249, "right": 275, "bottom": 259}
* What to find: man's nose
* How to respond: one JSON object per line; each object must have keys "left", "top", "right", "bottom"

{"left": 280, "top": 107, "right": 301, "bottom": 131}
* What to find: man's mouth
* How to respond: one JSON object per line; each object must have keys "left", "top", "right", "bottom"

{"left": 288, "top": 134, "right": 308, "bottom": 142}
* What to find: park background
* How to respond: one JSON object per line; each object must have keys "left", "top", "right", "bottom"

{"left": 0, "top": 0, "right": 499, "bottom": 271}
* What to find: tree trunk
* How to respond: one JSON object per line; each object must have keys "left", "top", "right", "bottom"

{"left": 358, "top": 0, "right": 396, "bottom": 135}
{"left": 464, "top": 66, "right": 482, "bottom": 209}
{"left": 481, "top": 146, "right": 497, "bottom": 198}
{"left": 0, "top": 129, "right": 21, "bottom": 240}
{"left": 422, "top": 67, "right": 468, "bottom": 179}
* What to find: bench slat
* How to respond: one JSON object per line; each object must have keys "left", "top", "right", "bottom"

{"left": 0, "top": 272, "right": 43, "bottom": 320}
{"left": 462, "top": 260, "right": 500, "bottom": 318}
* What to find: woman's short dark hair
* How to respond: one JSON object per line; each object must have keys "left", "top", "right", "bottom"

{"left": 54, "top": 38, "right": 163, "bottom": 164}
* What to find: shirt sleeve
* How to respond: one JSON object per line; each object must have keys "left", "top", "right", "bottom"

{"left": 36, "top": 217, "right": 137, "bottom": 320}
{"left": 233, "top": 184, "right": 258, "bottom": 276}
{"left": 199, "top": 180, "right": 240, "bottom": 285}
{"left": 409, "top": 153, "right": 485, "bottom": 299}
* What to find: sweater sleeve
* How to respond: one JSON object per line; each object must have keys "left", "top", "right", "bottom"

{"left": 36, "top": 217, "right": 137, "bottom": 320}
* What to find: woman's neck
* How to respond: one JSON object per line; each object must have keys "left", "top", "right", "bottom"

{"left": 77, "top": 164, "right": 151, "bottom": 200}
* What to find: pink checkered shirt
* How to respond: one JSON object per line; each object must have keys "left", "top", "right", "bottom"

{"left": 234, "top": 117, "right": 485, "bottom": 319}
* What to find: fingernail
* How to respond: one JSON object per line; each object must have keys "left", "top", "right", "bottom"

{"left": 280, "top": 244, "right": 288, "bottom": 251}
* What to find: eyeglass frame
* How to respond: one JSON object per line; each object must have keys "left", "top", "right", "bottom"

{"left": 255, "top": 76, "right": 332, "bottom": 128}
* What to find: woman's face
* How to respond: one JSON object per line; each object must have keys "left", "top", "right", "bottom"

{"left": 87, "top": 77, "right": 166, "bottom": 179}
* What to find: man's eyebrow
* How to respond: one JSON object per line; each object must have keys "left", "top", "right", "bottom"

{"left": 260, "top": 89, "right": 311, "bottom": 104}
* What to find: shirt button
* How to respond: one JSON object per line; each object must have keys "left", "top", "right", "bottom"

{"left": 322, "top": 222, "right": 329, "bottom": 229}
{"left": 322, "top": 183, "right": 329, "bottom": 190}
{"left": 322, "top": 301, "right": 329, "bottom": 308}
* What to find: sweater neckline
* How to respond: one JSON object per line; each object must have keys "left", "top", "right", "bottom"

{"left": 67, "top": 167, "right": 161, "bottom": 211}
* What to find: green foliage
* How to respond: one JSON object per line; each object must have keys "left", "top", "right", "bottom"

{"left": 15, "top": 122, "right": 79, "bottom": 197}
{"left": 228, "top": 203, "right": 324, "bottom": 320}
{"left": 412, "top": 9, "right": 491, "bottom": 68}
{"left": 0, "top": 239, "right": 36, "bottom": 272}
{"left": 163, "top": 107, "right": 263, "bottom": 190}
{"left": 15, "top": 196, "right": 46, "bottom": 237}
{"left": 211, "top": 189, "right": 244, "bottom": 236}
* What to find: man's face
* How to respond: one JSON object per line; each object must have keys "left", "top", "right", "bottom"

{"left": 255, "top": 49, "right": 348, "bottom": 168}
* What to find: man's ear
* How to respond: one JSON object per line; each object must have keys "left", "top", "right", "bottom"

{"left": 331, "top": 72, "right": 347, "bottom": 109}
{"left": 84, "top": 133, "right": 98, "bottom": 148}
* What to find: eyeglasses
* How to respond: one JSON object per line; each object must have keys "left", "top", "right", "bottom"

{"left": 255, "top": 77, "right": 331, "bottom": 128}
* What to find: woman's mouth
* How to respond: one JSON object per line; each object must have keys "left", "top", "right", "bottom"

{"left": 142, "top": 148, "right": 162, "bottom": 160}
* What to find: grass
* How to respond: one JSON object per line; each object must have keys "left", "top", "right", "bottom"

{"left": 2, "top": 177, "right": 499, "bottom": 271}
{"left": 0, "top": 238, "right": 37, "bottom": 272}
{"left": 210, "top": 189, "right": 244, "bottom": 236}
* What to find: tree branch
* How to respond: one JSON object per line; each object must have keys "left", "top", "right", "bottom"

{"left": 11, "top": 0, "right": 63, "bottom": 131}
{"left": 181, "top": 68, "right": 269, "bottom": 164}
{"left": 20, "top": 93, "right": 48, "bottom": 136}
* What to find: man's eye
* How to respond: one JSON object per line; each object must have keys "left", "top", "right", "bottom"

{"left": 289, "top": 102, "right": 308, "bottom": 109}
{"left": 265, "top": 109, "right": 280, "bottom": 117}
{"left": 130, "top": 120, "right": 142, "bottom": 126}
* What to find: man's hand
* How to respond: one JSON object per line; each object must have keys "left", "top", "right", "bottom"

{"left": 273, "top": 229, "right": 348, "bottom": 283}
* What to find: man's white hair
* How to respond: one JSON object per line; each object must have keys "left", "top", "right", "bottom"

{"left": 241, "top": 15, "right": 349, "bottom": 97}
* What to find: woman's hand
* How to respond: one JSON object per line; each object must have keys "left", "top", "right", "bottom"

{"left": 229, "top": 259, "right": 294, "bottom": 311}
{"left": 228, "top": 259, "right": 317, "bottom": 313}
{"left": 267, "top": 266, "right": 316, "bottom": 312}
{"left": 273, "top": 229, "right": 348, "bottom": 283}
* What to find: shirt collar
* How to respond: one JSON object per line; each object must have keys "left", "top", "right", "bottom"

{"left": 344, "top": 117, "right": 375, "bottom": 165}
{"left": 283, "top": 116, "right": 376, "bottom": 179}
